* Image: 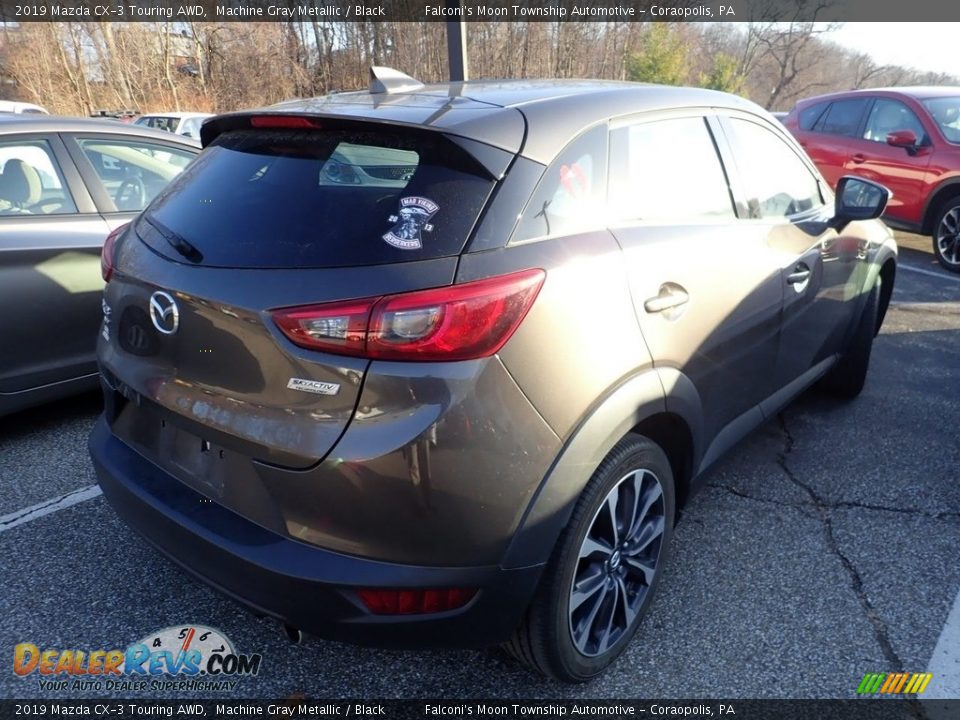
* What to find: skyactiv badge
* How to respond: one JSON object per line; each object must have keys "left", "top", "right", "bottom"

{"left": 383, "top": 196, "right": 439, "bottom": 250}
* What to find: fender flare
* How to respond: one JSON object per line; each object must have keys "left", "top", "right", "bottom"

{"left": 500, "top": 368, "right": 704, "bottom": 569}
{"left": 921, "top": 177, "right": 960, "bottom": 233}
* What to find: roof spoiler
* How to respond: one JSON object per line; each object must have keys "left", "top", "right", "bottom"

{"left": 369, "top": 66, "right": 425, "bottom": 95}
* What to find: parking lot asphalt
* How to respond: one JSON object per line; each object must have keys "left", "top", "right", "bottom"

{"left": 1, "top": 240, "right": 958, "bottom": 700}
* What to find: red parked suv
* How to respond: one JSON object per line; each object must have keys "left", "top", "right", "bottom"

{"left": 784, "top": 87, "right": 960, "bottom": 272}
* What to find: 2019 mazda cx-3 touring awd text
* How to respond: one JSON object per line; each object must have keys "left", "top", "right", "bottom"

{"left": 90, "top": 70, "right": 897, "bottom": 681}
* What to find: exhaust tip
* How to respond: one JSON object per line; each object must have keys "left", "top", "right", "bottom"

{"left": 282, "top": 624, "right": 303, "bottom": 644}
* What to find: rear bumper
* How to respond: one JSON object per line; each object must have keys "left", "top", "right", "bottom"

{"left": 89, "top": 416, "right": 543, "bottom": 649}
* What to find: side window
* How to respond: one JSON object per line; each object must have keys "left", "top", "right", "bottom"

{"left": 862, "top": 99, "right": 927, "bottom": 144}
{"left": 798, "top": 101, "right": 830, "bottom": 131}
{"left": 725, "top": 118, "right": 824, "bottom": 219}
{"left": 609, "top": 116, "right": 734, "bottom": 223}
{"left": 0, "top": 139, "right": 77, "bottom": 216}
{"left": 815, "top": 99, "right": 870, "bottom": 137}
{"left": 77, "top": 138, "right": 195, "bottom": 212}
{"left": 512, "top": 124, "right": 607, "bottom": 243}
{"left": 179, "top": 117, "right": 201, "bottom": 138}
{"left": 923, "top": 97, "right": 960, "bottom": 144}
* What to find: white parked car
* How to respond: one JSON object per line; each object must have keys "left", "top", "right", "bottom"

{"left": 0, "top": 101, "right": 50, "bottom": 115}
{"left": 133, "top": 112, "right": 213, "bottom": 139}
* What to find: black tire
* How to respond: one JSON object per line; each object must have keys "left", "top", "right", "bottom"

{"left": 933, "top": 197, "right": 960, "bottom": 273}
{"left": 504, "top": 434, "right": 675, "bottom": 682}
{"left": 820, "top": 283, "right": 879, "bottom": 399}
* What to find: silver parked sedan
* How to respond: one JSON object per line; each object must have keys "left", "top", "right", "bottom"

{"left": 0, "top": 116, "right": 198, "bottom": 416}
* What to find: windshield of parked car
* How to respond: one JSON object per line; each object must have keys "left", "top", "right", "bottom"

{"left": 922, "top": 98, "right": 960, "bottom": 143}
{"left": 140, "top": 127, "right": 496, "bottom": 268}
{"left": 135, "top": 116, "right": 181, "bottom": 133}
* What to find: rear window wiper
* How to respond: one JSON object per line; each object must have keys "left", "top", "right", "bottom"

{"left": 141, "top": 214, "right": 203, "bottom": 264}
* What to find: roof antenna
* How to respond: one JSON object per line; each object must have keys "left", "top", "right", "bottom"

{"left": 369, "top": 66, "right": 425, "bottom": 95}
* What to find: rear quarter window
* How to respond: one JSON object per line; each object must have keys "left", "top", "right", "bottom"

{"left": 798, "top": 101, "right": 830, "bottom": 131}
{"left": 142, "top": 128, "right": 496, "bottom": 268}
{"left": 816, "top": 99, "right": 870, "bottom": 137}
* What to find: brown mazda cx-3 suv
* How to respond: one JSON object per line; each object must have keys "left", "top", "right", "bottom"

{"left": 90, "top": 69, "right": 897, "bottom": 681}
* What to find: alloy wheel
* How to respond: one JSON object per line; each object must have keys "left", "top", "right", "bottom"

{"left": 936, "top": 206, "right": 960, "bottom": 267}
{"left": 568, "top": 468, "right": 665, "bottom": 657}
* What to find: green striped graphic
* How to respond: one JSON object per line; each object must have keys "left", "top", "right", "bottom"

{"left": 857, "top": 673, "right": 886, "bottom": 694}
{"left": 857, "top": 672, "right": 933, "bottom": 694}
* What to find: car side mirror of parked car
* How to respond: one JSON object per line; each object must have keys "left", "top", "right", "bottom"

{"left": 886, "top": 129, "right": 921, "bottom": 154}
{"left": 830, "top": 176, "right": 890, "bottom": 230}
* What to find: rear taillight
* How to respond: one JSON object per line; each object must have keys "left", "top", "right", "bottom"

{"left": 101, "top": 223, "right": 128, "bottom": 282}
{"left": 272, "top": 269, "right": 545, "bottom": 361}
{"left": 356, "top": 588, "right": 477, "bottom": 615}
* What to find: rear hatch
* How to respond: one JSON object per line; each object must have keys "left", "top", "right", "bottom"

{"left": 100, "top": 119, "right": 505, "bottom": 474}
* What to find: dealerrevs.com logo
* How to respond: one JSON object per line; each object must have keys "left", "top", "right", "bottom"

{"left": 13, "top": 625, "right": 262, "bottom": 692}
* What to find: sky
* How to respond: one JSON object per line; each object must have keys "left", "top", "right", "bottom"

{"left": 824, "top": 23, "right": 960, "bottom": 77}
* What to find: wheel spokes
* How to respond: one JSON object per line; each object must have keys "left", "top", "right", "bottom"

{"left": 579, "top": 534, "right": 613, "bottom": 561}
{"left": 570, "top": 567, "right": 606, "bottom": 612}
{"left": 630, "top": 474, "right": 662, "bottom": 540}
{"left": 571, "top": 578, "right": 610, "bottom": 651}
{"left": 603, "top": 492, "right": 621, "bottom": 547}
{"left": 628, "top": 515, "right": 665, "bottom": 556}
{"left": 616, "top": 575, "right": 638, "bottom": 629}
{"left": 595, "top": 582, "right": 619, "bottom": 654}
{"left": 569, "top": 466, "right": 666, "bottom": 657}
{"left": 624, "top": 555, "right": 657, "bottom": 585}
{"left": 938, "top": 209, "right": 960, "bottom": 266}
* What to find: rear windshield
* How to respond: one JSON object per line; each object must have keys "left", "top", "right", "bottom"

{"left": 139, "top": 127, "right": 496, "bottom": 268}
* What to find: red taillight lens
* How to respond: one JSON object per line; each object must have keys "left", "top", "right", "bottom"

{"left": 101, "top": 223, "right": 128, "bottom": 282}
{"left": 272, "top": 269, "right": 545, "bottom": 361}
{"left": 272, "top": 298, "right": 375, "bottom": 357}
{"left": 250, "top": 116, "right": 322, "bottom": 129}
{"left": 356, "top": 588, "right": 478, "bottom": 615}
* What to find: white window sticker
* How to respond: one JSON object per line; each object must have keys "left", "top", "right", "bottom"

{"left": 383, "top": 196, "right": 439, "bottom": 250}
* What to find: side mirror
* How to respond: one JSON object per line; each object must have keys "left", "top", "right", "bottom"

{"left": 830, "top": 176, "right": 890, "bottom": 230}
{"left": 886, "top": 129, "right": 918, "bottom": 149}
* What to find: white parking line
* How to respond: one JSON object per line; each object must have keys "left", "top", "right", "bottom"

{"left": 926, "top": 586, "right": 960, "bottom": 699}
{"left": 0, "top": 485, "right": 102, "bottom": 534}
{"left": 898, "top": 263, "right": 960, "bottom": 282}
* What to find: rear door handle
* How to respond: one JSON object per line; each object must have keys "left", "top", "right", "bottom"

{"left": 851, "top": 153, "right": 866, "bottom": 164}
{"left": 786, "top": 267, "right": 811, "bottom": 285}
{"left": 644, "top": 287, "right": 689, "bottom": 313}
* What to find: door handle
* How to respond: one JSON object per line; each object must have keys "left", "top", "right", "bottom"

{"left": 786, "top": 268, "right": 811, "bottom": 285}
{"left": 644, "top": 287, "right": 689, "bottom": 313}
{"left": 851, "top": 153, "right": 866, "bottom": 164}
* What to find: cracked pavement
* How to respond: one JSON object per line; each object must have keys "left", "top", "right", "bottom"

{"left": 1, "top": 244, "right": 958, "bottom": 700}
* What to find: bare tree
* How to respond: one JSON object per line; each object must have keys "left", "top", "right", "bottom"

{"left": 2, "top": 20, "right": 956, "bottom": 118}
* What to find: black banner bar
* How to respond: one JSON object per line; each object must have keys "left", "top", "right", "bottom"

{"left": 2, "top": 0, "right": 960, "bottom": 22}
{"left": 1, "top": 700, "right": 957, "bottom": 720}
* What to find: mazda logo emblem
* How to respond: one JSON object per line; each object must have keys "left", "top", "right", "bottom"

{"left": 149, "top": 291, "right": 180, "bottom": 335}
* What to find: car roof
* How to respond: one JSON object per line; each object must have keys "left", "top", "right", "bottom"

{"left": 138, "top": 112, "right": 214, "bottom": 120}
{"left": 0, "top": 114, "right": 201, "bottom": 146}
{"left": 796, "top": 86, "right": 960, "bottom": 107}
{"left": 0, "top": 100, "right": 49, "bottom": 113}
{"left": 204, "top": 79, "right": 765, "bottom": 165}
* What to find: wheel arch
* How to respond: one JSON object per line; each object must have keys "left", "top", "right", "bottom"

{"left": 500, "top": 369, "right": 703, "bottom": 569}
{"left": 921, "top": 178, "right": 960, "bottom": 235}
